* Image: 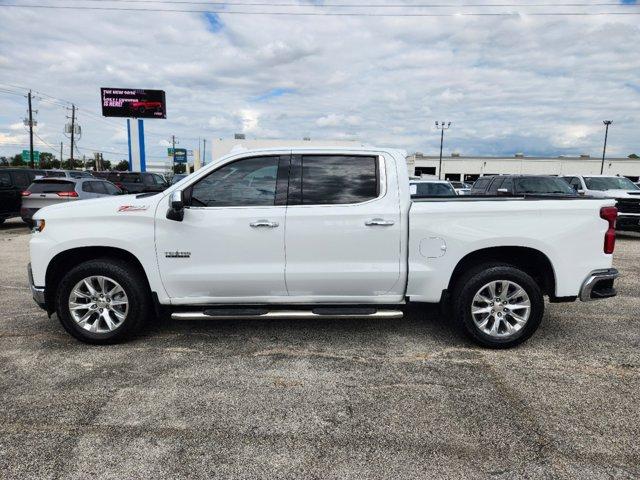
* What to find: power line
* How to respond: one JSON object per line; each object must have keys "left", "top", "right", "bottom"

{"left": 39, "top": 0, "right": 640, "bottom": 7}
{"left": 2, "top": 3, "right": 639, "bottom": 16}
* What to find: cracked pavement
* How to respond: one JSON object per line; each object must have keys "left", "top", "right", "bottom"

{"left": 0, "top": 218, "right": 638, "bottom": 479}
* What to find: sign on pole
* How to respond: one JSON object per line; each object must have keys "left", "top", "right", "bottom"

{"left": 101, "top": 88, "right": 166, "bottom": 119}
{"left": 168, "top": 148, "right": 188, "bottom": 163}
{"left": 22, "top": 150, "right": 40, "bottom": 165}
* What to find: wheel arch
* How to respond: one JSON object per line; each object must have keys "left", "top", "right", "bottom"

{"left": 447, "top": 246, "right": 556, "bottom": 298}
{"left": 44, "top": 246, "right": 151, "bottom": 312}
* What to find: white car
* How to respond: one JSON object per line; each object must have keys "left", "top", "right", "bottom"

{"left": 561, "top": 175, "right": 640, "bottom": 232}
{"left": 29, "top": 147, "right": 619, "bottom": 348}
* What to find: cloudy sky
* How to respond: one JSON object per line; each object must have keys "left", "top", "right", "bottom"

{"left": 1, "top": 0, "right": 639, "bottom": 165}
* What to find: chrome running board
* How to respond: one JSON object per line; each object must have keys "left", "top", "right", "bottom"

{"left": 171, "top": 309, "right": 404, "bottom": 320}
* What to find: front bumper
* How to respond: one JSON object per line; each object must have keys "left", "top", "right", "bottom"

{"left": 28, "top": 263, "right": 46, "bottom": 309}
{"left": 579, "top": 268, "right": 620, "bottom": 302}
{"left": 617, "top": 214, "right": 640, "bottom": 232}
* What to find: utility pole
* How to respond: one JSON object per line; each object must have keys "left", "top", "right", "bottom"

{"left": 203, "top": 138, "right": 206, "bottom": 166}
{"left": 171, "top": 135, "right": 177, "bottom": 173}
{"left": 60, "top": 142, "right": 63, "bottom": 165}
{"left": 27, "top": 90, "right": 34, "bottom": 169}
{"left": 70, "top": 104, "right": 76, "bottom": 164}
{"left": 601, "top": 120, "right": 613, "bottom": 175}
{"left": 435, "top": 121, "right": 452, "bottom": 180}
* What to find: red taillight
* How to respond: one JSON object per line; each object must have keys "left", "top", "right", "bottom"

{"left": 600, "top": 206, "right": 617, "bottom": 254}
{"left": 57, "top": 191, "right": 79, "bottom": 198}
{"left": 115, "top": 182, "right": 124, "bottom": 188}
{"left": 21, "top": 191, "right": 31, "bottom": 196}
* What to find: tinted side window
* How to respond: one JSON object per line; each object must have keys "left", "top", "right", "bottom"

{"left": 103, "top": 182, "right": 121, "bottom": 195}
{"left": 190, "top": 156, "right": 279, "bottom": 207}
{"left": 501, "top": 178, "right": 514, "bottom": 193}
{"left": 486, "top": 177, "right": 505, "bottom": 195}
{"left": 12, "top": 172, "right": 30, "bottom": 188}
{"left": 153, "top": 174, "right": 166, "bottom": 185}
{"left": 0, "top": 172, "right": 10, "bottom": 187}
{"left": 92, "top": 182, "right": 108, "bottom": 194}
{"left": 470, "top": 177, "right": 490, "bottom": 193}
{"left": 82, "top": 182, "right": 94, "bottom": 193}
{"left": 300, "top": 155, "right": 378, "bottom": 205}
{"left": 569, "top": 178, "right": 582, "bottom": 190}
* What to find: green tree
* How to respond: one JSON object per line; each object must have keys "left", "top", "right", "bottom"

{"left": 628, "top": 153, "right": 639, "bottom": 159}
{"left": 10, "top": 154, "right": 25, "bottom": 166}
{"left": 38, "top": 152, "right": 55, "bottom": 169}
{"left": 0, "top": 156, "right": 8, "bottom": 167}
{"left": 103, "top": 160, "right": 112, "bottom": 170}
{"left": 114, "top": 160, "right": 129, "bottom": 171}
{"left": 173, "top": 163, "right": 186, "bottom": 174}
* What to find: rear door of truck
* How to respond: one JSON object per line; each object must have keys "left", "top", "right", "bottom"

{"left": 284, "top": 153, "right": 403, "bottom": 299}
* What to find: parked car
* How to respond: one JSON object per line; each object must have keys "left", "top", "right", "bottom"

{"left": 410, "top": 178, "right": 457, "bottom": 198}
{"left": 561, "top": 175, "right": 640, "bottom": 231}
{"left": 0, "top": 168, "right": 45, "bottom": 225}
{"left": 43, "top": 169, "right": 93, "bottom": 179}
{"left": 470, "top": 175, "right": 577, "bottom": 197}
{"left": 97, "top": 172, "right": 169, "bottom": 194}
{"left": 449, "top": 181, "right": 472, "bottom": 195}
{"left": 28, "top": 147, "right": 619, "bottom": 348}
{"left": 21, "top": 177, "right": 122, "bottom": 227}
{"left": 171, "top": 173, "right": 188, "bottom": 185}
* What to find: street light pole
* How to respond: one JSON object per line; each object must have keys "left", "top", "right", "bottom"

{"left": 600, "top": 120, "right": 612, "bottom": 175}
{"left": 435, "top": 121, "right": 452, "bottom": 180}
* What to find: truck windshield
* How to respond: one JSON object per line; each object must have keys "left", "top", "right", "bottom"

{"left": 584, "top": 177, "right": 640, "bottom": 191}
{"left": 514, "top": 177, "right": 575, "bottom": 194}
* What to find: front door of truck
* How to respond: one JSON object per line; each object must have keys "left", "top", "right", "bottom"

{"left": 284, "top": 154, "right": 403, "bottom": 300}
{"left": 155, "top": 154, "right": 290, "bottom": 302}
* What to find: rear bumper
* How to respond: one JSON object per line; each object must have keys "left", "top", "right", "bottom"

{"left": 579, "top": 268, "right": 620, "bottom": 302}
{"left": 28, "top": 263, "right": 46, "bottom": 309}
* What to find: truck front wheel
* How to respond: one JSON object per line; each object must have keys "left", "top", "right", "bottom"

{"left": 452, "top": 263, "right": 544, "bottom": 349}
{"left": 55, "top": 259, "right": 151, "bottom": 344}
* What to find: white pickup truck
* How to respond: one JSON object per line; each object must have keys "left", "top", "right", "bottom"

{"left": 28, "top": 147, "right": 620, "bottom": 348}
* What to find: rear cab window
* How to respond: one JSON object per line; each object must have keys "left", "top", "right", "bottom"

{"left": 290, "top": 155, "right": 379, "bottom": 205}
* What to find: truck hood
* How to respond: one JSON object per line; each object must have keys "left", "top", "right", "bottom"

{"left": 33, "top": 193, "right": 162, "bottom": 220}
{"left": 589, "top": 189, "right": 640, "bottom": 199}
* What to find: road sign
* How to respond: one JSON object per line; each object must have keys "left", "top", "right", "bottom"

{"left": 22, "top": 150, "right": 40, "bottom": 165}
{"left": 168, "top": 148, "right": 187, "bottom": 163}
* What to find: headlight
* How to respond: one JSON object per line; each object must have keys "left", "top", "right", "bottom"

{"left": 32, "top": 219, "right": 45, "bottom": 233}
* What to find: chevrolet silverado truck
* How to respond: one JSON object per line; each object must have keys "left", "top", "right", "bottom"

{"left": 28, "top": 147, "right": 620, "bottom": 348}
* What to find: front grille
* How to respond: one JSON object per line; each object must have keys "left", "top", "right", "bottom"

{"left": 616, "top": 198, "right": 640, "bottom": 214}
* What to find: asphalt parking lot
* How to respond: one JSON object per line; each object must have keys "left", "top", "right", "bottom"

{"left": 0, "top": 218, "right": 638, "bottom": 479}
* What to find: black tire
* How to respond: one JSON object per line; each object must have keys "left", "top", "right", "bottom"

{"left": 23, "top": 219, "right": 34, "bottom": 229}
{"left": 55, "top": 258, "right": 151, "bottom": 344}
{"left": 452, "top": 263, "right": 544, "bottom": 349}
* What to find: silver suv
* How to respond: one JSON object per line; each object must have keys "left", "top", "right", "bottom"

{"left": 20, "top": 177, "right": 122, "bottom": 227}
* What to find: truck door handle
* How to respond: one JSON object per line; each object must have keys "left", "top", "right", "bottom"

{"left": 365, "top": 218, "right": 395, "bottom": 227}
{"left": 250, "top": 220, "right": 279, "bottom": 228}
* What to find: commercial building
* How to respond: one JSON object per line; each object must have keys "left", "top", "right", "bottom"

{"left": 407, "top": 153, "right": 640, "bottom": 182}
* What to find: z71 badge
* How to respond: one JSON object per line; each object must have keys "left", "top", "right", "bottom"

{"left": 117, "top": 205, "right": 149, "bottom": 213}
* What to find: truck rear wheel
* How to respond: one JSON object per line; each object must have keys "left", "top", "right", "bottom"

{"left": 55, "top": 259, "right": 150, "bottom": 344}
{"left": 452, "top": 263, "right": 544, "bottom": 348}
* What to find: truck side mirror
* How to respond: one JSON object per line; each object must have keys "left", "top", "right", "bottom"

{"left": 577, "top": 189, "right": 585, "bottom": 195}
{"left": 166, "top": 190, "right": 185, "bottom": 222}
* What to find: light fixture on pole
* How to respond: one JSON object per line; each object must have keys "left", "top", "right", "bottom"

{"left": 435, "top": 121, "right": 452, "bottom": 180}
{"left": 600, "top": 120, "right": 612, "bottom": 174}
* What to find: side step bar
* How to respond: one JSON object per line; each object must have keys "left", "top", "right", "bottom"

{"left": 171, "top": 309, "right": 404, "bottom": 321}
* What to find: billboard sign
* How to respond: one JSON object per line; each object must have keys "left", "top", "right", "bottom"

{"left": 101, "top": 88, "right": 166, "bottom": 119}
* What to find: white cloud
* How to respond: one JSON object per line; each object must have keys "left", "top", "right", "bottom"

{"left": 0, "top": 4, "right": 639, "bottom": 160}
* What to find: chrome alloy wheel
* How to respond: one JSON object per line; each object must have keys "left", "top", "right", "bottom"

{"left": 68, "top": 276, "right": 129, "bottom": 334}
{"left": 471, "top": 280, "right": 531, "bottom": 338}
